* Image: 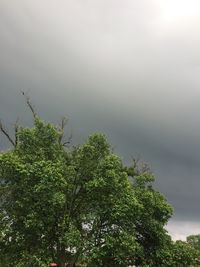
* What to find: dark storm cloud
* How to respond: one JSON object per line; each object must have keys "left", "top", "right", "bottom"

{"left": 1, "top": 0, "right": 200, "bottom": 239}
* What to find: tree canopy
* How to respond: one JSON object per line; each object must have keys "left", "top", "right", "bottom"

{"left": 0, "top": 113, "right": 199, "bottom": 266}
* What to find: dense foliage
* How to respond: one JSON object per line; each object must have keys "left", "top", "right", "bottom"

{"left": 0, "top": 116, "right": 199, "bottom": 266}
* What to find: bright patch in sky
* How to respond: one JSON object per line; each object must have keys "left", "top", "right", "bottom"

{"left": 158, "top": 0, "right": 200, "bottom": 24}
{"left": 167, "top": 221, "right": 200, "bottom": 241}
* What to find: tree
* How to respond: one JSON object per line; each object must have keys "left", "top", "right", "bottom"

{"left": 169, "top": 240, "right": 200, "bottom": 267}
{"left": 186, "top": 234, "right": 200, "bottom": 266}
{"left": 0, "top": 112, "right": 173, "bottom": 266}
{"left": 187, "top": 234, "right": 200, "bottom": 251}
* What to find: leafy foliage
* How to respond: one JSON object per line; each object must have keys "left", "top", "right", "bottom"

{"left": 187, "top": 234, "right": 200, "bottom": 251}
{"left": 0, "top": 116, "right": 175, "bottom": 266}
{"left": 170, "top": 240, "right": 200, "bottom": 267}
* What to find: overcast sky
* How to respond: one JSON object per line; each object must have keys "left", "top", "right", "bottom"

{"left": 1, "top": 0, "right": 200, "bottom": 240}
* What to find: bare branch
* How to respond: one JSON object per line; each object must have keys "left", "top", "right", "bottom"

{"left": 14, "top": 118, "right": 19, "bottom": 146}
{"left": 131, "top": 157, "right": 140, "bottom": 170}
{"left": 21, "top": 90, "right": 37, "bottom": 118}
{"left": 58, "top": 117, "right": 68, "bottom": 144}
{"left": 61, "top": 116, "right": 68, "bottom": 130}
{"left": 62, "top": 130, "right": 73, "bottom": 146}
{"left": 130, "top": 156, "right": 151, "bottom": 176}
{"left": 0, "top": 120, "right": 15, "bottom": 147}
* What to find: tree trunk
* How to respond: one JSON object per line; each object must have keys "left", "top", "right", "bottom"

{"left": 57, "top": 245, "right": 66, "bottom": 267}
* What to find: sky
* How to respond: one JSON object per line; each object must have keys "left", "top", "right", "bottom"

{"left": 0, "top": 0, "right": 200, "bottom": 240}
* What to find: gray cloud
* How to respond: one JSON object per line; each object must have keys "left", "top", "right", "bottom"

{"left": 1, "top": 0, "right": 200, "bottom": 238}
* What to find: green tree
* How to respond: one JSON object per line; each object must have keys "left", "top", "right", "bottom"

{"left": 0, "top": 113, "right": 173, "bottom": 267}
{"left": 187, "top": 234, "right": 200, "bottom": 251}
{"left": 186, "top": 234, "right": 200, "bottom": 266}
{"left": 169, "top": 240, "right": 200, "bottom": 267}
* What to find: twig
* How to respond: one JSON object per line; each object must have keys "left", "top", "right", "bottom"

{"left": 21, "top": 90, "right": 37, "bottom": 118}
{"left": 62, "top": 130, "right": 72, "bottom": 146}
{"left": 58, "top": 117, "right": 68, "bottom": 144}
{"left": 14, "top": 118, "right": 19, "bottom": 146}
{"left": 0, "top": 120, "right": 15, "bottom": 146}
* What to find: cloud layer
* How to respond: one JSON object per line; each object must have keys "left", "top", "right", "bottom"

{"left": 1, "top": 0, "right": 200, "bottom": 239}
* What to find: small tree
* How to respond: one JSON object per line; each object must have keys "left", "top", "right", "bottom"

{"left": 169, "top": 240, "right": 200, "bottom": 267}
{"left": 0, "top": 103, "right": 173, "bottom": 267}
{"left": 187, "top": 234, "right": 200, "bottom": 251}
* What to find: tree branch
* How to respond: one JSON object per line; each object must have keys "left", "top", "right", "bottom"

{"left": 21, "top": 91, "right": 37, "bottom": 118}
{"left": 14, "top": 118, "right": 19, "bottom": 146}
{"left": 62, "top": 131, "right": 72, "bottom": 146}
{"left": 131, "top": 157, "right": 151, "bottom": 175}
{"left": 58, "top": 117, "right": 68, "bottom": 145}
{"left": 0, "top": 120, "right": 15, "bottom": 147}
